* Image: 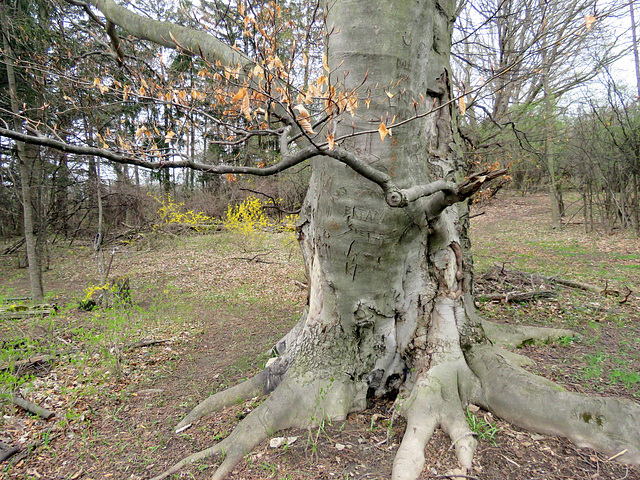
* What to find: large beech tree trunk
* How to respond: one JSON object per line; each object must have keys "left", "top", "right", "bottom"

{"left": 79, "top": 1, "right": 640, "bottom": 479}
{"left": 290, "top": 0, "right": 478, "bottom": 437}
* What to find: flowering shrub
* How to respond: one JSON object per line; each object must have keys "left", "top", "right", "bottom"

{"left": 223, "top": 196, "right": 270, "bottom": 237}
{"left": 82, "top": 283, "right": 110, "bottom": 303}
{"left": 223, "top": 196, "right": 298, "bottom": 238}
{"left": 79, "top": 277, "right": 132, "bottom": 310}
{"left": 280, "top": 214, "right": 298, "bottom": 233}
{"left": 151, "top": 194, "right": 215, "bottom": 231}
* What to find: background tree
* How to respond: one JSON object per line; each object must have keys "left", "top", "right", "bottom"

{"left": 0, "top": 0, "right": 53, "bottom": 301}
{"left": 1, "top": 1, "right": 639, "bottom": 480}
{"left": 563, "top": 72, "right": 640, "bottom": 234}
{"left": 452, "top": 0, "right": 629, "bottom": 227}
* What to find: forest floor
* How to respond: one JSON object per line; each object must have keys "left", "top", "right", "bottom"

{"left": 1, "top": 191, "right": 640, "bottom": 480}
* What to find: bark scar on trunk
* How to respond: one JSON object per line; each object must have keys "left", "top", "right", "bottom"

{"left": 450, "top": 241, "right": 465, "bottom": 295}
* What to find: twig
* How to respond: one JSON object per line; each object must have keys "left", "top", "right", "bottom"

{"left": 500, "top": 453, "right": 521, "bottom": 467}
{"left": 614, "top": 466, "right": 629, "bottom": 480}
{"left": 124, "top": 339, "right": 171, "bottom": 352}
{"left": 618, "top": 287, "right": 632, "bottom": 305}
{"left": 607, "top": 449, "right": 628, "bottom": 461}
{"left": 433, "top": 475, "right": 479, "bottom": 480}
{"left": 478, "top": 290, "right": 556, "bottom": 303}
{"left": 232, "top": 253, "right": 275, "bottom": 264}
{"left": 0, "top": 354, "right": 57, "bottom": 373}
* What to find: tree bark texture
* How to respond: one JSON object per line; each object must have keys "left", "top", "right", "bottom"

{"left": 292, "top": 0, "right": 471, "bottom": 404}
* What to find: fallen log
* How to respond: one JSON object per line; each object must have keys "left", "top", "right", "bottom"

{"left": 553, "top": 278, "right": 606, "bottom": 294}
{"left": 125, "top": 338, "right": 171, "bottom": 352}
{"left": 2, "top": 296, "right": 31, "bottom": 303}
{"left": 478, "top": 290, "right": 556, "bottom": 303}
{"left": 0, "top": 393, "right": 55, "bottom": 421}
{"left": 2, "top": 431, "right": 62, "bottom": 466}
{"left": 0, "top": 354, "right": 57, "bottom": 374}
{"left": 2, "top": 238, "right": 25, "bottom": 255}
{"left": 489, "top": 264, "right": 622, "bottom": 297}
{"left": 9, "top": 395, "right": 55, "bottom": 420}
{"left": 0, "top": 304, "right": 57, "bottom": 319}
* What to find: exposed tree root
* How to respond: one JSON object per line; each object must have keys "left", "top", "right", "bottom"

{"left": 175, "top": 356, "right": 291, "bottom": 432}
{"left": 175, "top": 310, "right": 311, "bottom": 432}
{"left": 392, "top": 361, "right": 477, "bottom": 480}
{"left": 392, "top": 297, "right": 478, "bottom": 480}
{"left": 153, "top": 373, "right": 359, "bottom": 480}
{"left": 155, "top": 298, "right": 639, "bottom": 480}
{"left": 467, "top": 344, "right": 640, "bottom": 464}
{"left": 481, "top": 319, "right": 574, "bottom": 348}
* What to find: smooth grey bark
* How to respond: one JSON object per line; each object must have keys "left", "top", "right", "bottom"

{"left": 90, "top": 0, "right": 249, "bottom": 68}
{"left": 298, "top": 0, "right": 467, "bottom": 397}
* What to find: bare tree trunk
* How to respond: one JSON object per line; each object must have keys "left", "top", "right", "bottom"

{"left": 1, "top": 5, "right": 44, "bottom": 301}
{"left": 631, "top": 0, "right": 640, "bottom": 99}
{"left": 540, "top": 7, "right": 562, "bottom": 230}
{"left": 94, "top": 158, "right": 106, "bottom": 285}
{"left": 18, "top": 144, "right": 44, "bottom": 301}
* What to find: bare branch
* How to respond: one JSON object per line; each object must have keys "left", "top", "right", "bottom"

{"left": 105, "top": 20, "right": 125, "bottom": 63}
{"left": 385, "top": 180, "right": 456, "bottom": 208}
{"left": 0, "top": 126, "right": 318, "bottom": 176}
{"left": 323, "top": 148, "right": 393, "bottom": 192}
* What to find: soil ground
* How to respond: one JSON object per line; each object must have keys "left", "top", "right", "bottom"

{"left": 1, "top": 192, "right": 640, "bottom": 480}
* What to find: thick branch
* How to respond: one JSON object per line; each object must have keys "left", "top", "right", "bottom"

{"left": 425, "top": 169, "right": 507, "bottom": 218}
{"left": 9, "top": 395, "right": 55, "bottom": 420}
{"left": 324, "top": 148, "right": 394, "bottom": 192}
{"left": 385, "top": 180, "right": 455, "bottom": 208}
{"left": 89, "top": 0, "right": 249, "bottom": 68}
{"left": 0, "top": 441, "right": 20, "bottom": 463}
{"left": 105, "top": 21, "right": 125, "bottom": 63}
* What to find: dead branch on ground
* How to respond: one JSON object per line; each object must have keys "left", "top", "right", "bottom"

{"left": 2, "top": 394, "right": 55, "bottom": 420}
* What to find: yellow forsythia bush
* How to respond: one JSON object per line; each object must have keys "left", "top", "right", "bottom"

{"left": 223, "top": 196, "right": 297, "bottom": 238}
{"left": 223, "top": 196, "right": 270, "bottom": 237}
{"left": 151, "top": 194, "right": 215, "bottom": 231}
